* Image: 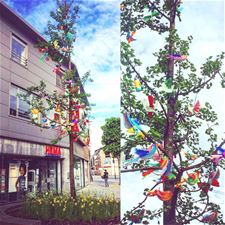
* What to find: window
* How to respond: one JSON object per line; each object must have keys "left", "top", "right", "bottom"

{"left": 9, "top": 85, "right": 17, "bottom": 116}
{"left": 18, "top": 89, "right": 30, "bottom": 118}
{"left": 11, "top": 34, "right": 28, "bottom": 67}
{"left": 56, "top": 73, "right": 64, "bottom": 88}
{"left": 104, "top": 157, "right": 111, "bottom": 165}
{"left": 55, "top": 68, "right": 65, "bottom": 89}
{"left": 9, "top": 84, "right": 30, "bottom": 119}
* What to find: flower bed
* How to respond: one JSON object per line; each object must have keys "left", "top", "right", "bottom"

{"left": 23, "top": 192, "right": 120, "bottom": 224}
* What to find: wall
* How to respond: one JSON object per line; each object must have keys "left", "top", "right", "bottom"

{"left": 0, "top": 14, "right": 69, "bottom": 147}
{"left": 93, "top": 149, "right": 120, "bottom": 177}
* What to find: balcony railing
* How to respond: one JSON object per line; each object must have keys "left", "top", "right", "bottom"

{"left": 11, "top": 50, "right": 28, "bottom": 67}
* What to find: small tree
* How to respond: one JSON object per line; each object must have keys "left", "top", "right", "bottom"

{"left": 21, "top": 0, "right": 92, "bottom": 199}
{"left": 121, "top": 0, "right": 225, "bottom": 224}
{"left": 101, "top": 117, "right": 121, "bottom": 180}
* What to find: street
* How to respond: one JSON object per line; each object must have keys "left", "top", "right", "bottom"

{"left": 78, "top": 175, "right": 120, "bottom": 199}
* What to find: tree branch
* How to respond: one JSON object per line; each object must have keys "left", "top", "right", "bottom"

{"left": 125, "top": 57, "right": 168, "bottom": 121}
{"left": 120, "top": 181, "right": 162, "bottom": 223}
{"left": 183, "top": 139, "right": 225, "bottom": 172}
{"left": 179, "top": 70, "right": 219, "bottom": 96}
{"left": 121, "top": 167, "right": 160, "bottom": 173}
{"left": 173, "top": 142, "right": 183, "bottom": 165}
{"left": 138, "top": 129, "right": 180, "bottom": 172}
{"left": 148, "top": 1, "right": 170, "bottom": 21}
{"left": 184, "top": 194, "right": 209, "bottom": 224}
{"left": 173, "top": 130, "right": 190, "bottom": 144}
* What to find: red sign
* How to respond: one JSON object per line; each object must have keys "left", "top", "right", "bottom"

{"left": 45, "top": 146, "right": 61, "bottom": 157}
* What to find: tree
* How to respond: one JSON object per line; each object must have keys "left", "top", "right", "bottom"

{"left": 21, "top": 0, "right": 92, "bottom": 199}
{"left": 101, "top": 117, "right": 121, "bottom": 180}
{"left": 120, "top": 0, "right": 225, "bottom": 224}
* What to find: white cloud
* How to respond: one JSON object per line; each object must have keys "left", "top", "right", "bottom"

{"left": 89, "top": 121, "right": 103, "bottom": 151}
{"left": 71, "top": 1, "right": 120, "bottom": 152}
{"left": 25, "top": 1, "right": 56, "bottom": 34}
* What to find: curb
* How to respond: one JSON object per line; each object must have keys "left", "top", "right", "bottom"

{"left": 0, "top": 203, "right": 41, "bottom": 225}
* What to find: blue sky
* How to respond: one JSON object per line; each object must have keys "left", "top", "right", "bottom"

{"left": 4, "top": 0, "right": 120, "bottom": 151}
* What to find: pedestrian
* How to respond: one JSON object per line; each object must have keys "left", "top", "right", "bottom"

{"left": 90, "top": 168, "right": 94, "bottom": 182}
{"left": 15, "top": 164, "right": 26, "bottom": 200}
{"left": 103, "top": 169, "right": 109, "bottom": 187}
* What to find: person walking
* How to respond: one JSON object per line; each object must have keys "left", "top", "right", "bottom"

{"left": 103, "top": 169, "right": 109, "bottom": 187}
{"left": 90, "top": 168, "right": 94, "bottom": 182}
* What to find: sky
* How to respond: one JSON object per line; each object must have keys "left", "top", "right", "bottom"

{"left": 3, "top": 0, "right": 120, "bottom": 153}
{"left": 121, "top": 1, "right": 225, "bottom": 224}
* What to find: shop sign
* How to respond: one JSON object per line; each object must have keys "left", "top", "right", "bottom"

{"left": 45, "top": 146, "right": 61, "bottom": 158}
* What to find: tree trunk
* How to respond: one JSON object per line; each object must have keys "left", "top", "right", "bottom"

{"left": 117, "top": 156, "right": 121, "bottom": 185}
{"left": 163, "top": 1, "right": 177, "bottom": 224}
{"left": 113, "top": 158, "right": 117, "bottom": 179}
{"left": 163, "top": 129, "right": 176, "bottom": 225}
{"left": 164, "top": 173, "right": 183, "bottom": 225}
{"left": 68, "top": 55, "right": 76, "bottom": 199}
{"left": 69, "top": 133, "right": 76, "bottom": 199}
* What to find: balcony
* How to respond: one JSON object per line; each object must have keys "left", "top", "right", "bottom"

{"left": 11, "top": 50, "right": 28, "bottom": 67}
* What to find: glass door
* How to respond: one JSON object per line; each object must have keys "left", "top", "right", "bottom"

{"left": 8, "top": 163, "right": 20, "bottom": 193}
{"left": 74, "top": 157, "right": 84, "bottom": 189}
{"left": 48, "top": 160, "right": 57, "bottom": 191}
{"left": 39, "top": 160, "right": 48, "bottom": 192}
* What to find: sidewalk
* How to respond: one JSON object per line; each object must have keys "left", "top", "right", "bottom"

{"left": 0, "top": 177, "right": 120, "bottom": 225}
{"left": 78, "top": 176, "right": 120, "bottom": 199}
{"left": 0, "top": 202, "right": 41, "bottom": 225}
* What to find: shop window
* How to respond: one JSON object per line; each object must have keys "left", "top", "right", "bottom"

{"left": 11, "top": 34, "right": 28, "bottom": 67}
{"left": 84, "top": 161, "right": 89, "bottom": 186}
{"left": 9, "top": 84, "right": 30, "bottom": 119}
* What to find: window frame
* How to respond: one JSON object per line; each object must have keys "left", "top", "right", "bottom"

{"left": 9, "top": 84, "right": 31, "bottom": 120}
{"left": 55, "top": 68, "right": 65, "bottom": 90}
{"left": 10, "top": 33, "right": 28, "bottom": 67}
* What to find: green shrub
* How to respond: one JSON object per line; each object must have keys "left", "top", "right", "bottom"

{"left": 23, "top": 191, "right": 120, "bottom": 222}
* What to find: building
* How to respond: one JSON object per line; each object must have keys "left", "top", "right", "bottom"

{"left": 91, "top": 148, "right": 119, "bottom": 178}
{"left": 0, "top": 1, "right": 90, "bottom": 202}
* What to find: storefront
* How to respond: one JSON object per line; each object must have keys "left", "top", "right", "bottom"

{"left": 74, "top": 142, "right": 90, "bottom": 190}
{"left": 74, "top": 157, "right": 90, "bottom": 190}
{"left": 0, "top": 138, "right": 64, "bottom": 202}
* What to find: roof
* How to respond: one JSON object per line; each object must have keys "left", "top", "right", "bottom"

{"left": 93, "top": 147, "right": 104, "bottom": 156}
{"left": 0, "top": 1, "right": 88, "bottom": 105}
